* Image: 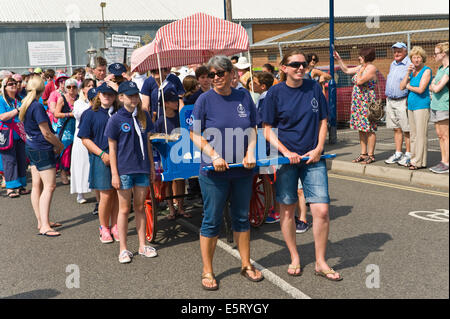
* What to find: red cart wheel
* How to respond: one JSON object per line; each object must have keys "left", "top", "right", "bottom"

{"left": 145, "top": 186, "right": 159, "bottom": 243}
{"left": 249, "top": 174, "right": 271, "bottom": 227}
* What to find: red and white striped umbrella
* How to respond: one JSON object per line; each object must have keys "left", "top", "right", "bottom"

{"left": 131, "top": 12, "right": 249, "bottom": 73}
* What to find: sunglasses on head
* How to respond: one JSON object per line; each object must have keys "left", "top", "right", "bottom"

{"left": 207, "top": 70, "right": 226, "bottom": 79}
{"left": 286, "top": 61, "right": 308, "bottom": 69}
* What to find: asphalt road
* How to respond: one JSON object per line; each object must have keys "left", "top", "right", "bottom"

{"left": 0, "top": 171, "right": 448, "bottom": 300}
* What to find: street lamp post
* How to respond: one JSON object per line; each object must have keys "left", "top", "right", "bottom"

{"left": 100, "top": 1, "right": 107, "bottom": 55}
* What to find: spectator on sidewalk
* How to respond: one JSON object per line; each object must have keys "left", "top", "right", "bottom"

{"left": 429, "top": 42, "right": 449, "bottom": 174}
{"left": 304, "top": 53, "right": 331, "bottom": 95}
{"left": 334, "top": 47, "right": 379, "bottom": 165}
{"left": 384, "top": 42, "right": 412, "bottom": 166}
{"left": 41, "top": 69, "right": 56, "bottom": 106}
{"left": 400, "top": 46, "right": 432, "bottom": 170}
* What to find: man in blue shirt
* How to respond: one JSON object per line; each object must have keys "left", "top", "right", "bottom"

{"left": 384, "top": 42, "right": 412, "bottom": 166}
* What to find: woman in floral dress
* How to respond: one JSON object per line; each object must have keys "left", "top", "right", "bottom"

{"left": 335, "top": 47, "right": 379, "bottom": 164}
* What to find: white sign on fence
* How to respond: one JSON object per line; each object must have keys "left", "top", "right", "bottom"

{"left": 28, "top": 41, "right": 67, "bottom": 66}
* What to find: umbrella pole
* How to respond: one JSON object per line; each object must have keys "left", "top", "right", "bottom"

{"left": 156, "top": 51, "right": 169, "bottom": 141}
{"left": 247, "top": 50, "right": 255, "bottom": 99}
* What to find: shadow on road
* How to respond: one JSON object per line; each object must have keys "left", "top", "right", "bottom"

{"left": 2, "top": 288, "right": 60, "bottom": 299}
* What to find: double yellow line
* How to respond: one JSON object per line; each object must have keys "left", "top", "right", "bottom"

{"left": 328, "top": 173, "right": 449, "bottom": 198}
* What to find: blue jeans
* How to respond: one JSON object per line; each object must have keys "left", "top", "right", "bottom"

{"left": 275, "top": 159, "right": 330, "bottom": 205}
{"left": 119, "top": 173, "right": 150, "bottom": 190}
{"left": 198, "top": 174, "right": 253, "bottom": 238}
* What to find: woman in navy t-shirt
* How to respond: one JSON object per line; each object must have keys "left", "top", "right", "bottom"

{"left": 105, "top": 81, "right": 157, "bottom": 264}
{"left": 190, "top": 56, "right": 263, "bottom": 290}
{"left": 19, "top": 75, "right": 64, "bottom": 237}
{"left": 260, "top": 49, "right": 342, "bottom": 281}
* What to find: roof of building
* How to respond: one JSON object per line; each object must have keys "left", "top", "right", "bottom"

{"left": 252, "top": 18, "right": 449, "bottom": 48}
{"left": 0, "top": 0, "right": 448, "bottom": 23}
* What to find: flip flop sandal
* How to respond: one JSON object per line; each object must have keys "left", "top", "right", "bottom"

{"left": 241, "top": 265, "right": 264, "bottom": 282}
{"left": 352, "top": 153, "right": 368, "bottom": 163}
{"left": 19, "top": 188, "right": 31, "bottom": 195}
{"left": 201, "top": 272, "right": 219, "bottom": 291}
{"left": 7, "top": 191, "right": 20, "bottom": 198}
{"left": 38, "top": 230, "right": 61, "bottom": 237}
{"left": 363, "top": 155, "right": 376, "bottom": 164}
{"left": 287, "top": 264, "right": 303, "bottom": 277}
{"left": 50, "top": 222, "right": 62, "bottom": 228}
{"left": 314, "top": 268, "right": 343, "bottom": 281}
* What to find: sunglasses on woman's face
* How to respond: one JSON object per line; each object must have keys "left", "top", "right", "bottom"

{"left": 66, "top": 86, "right": 77, "bottom": 89}
{"left": 207, "top": 70, "right": 226, "bottom": 79}
{"left": 286, "top": 61, "right": 308, "bottom": 69}
{"left": 6, "top": 82, "right": 17, "bottom": 87}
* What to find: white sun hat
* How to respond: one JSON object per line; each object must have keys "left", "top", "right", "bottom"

{"left": 234, "top": 56, "right": 251, "bottom": 70}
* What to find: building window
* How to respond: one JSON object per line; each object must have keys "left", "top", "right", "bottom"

{"left": 375, "top": 48, "right": 387, "bottom": 58}
{"left": 268, "top": 54, "right": 278, "bottom": 61}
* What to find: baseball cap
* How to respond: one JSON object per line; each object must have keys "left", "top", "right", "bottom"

{"left": 34, "top": 67, "right": 43, "bottom": 74}
{"left": 87, "top": 87, "right": 98, "bottom": 101}
{"left": 118, "top": 81, "right": 140, "bottom": 95}
{"left": 97, "top": 82, "right": 118, "bottom": 95}
{"left": 56, "top": 73, "right": 70, "bottom": 82}
{"left": 392, "top": 42, "right": 407, "bottom": 49}
{"left": 108, "top": 63, "right": 127, "bottom": 76}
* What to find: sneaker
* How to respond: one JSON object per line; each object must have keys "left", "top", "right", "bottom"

{"left": 91, "top": 202, "right": 99, "bottom": 215}
{"left": 385, "top": 153, "right": 403, "bottom": 164}
{"left": 397, "top": 156, "right": 411, "bottom": 167}
{"left": 118, "top": 250, "right": 133, "bottom": 264}
{"left": 430, "top": 162, "right": 449, "bottom": 174}
{"left": 265, "top": 210, "right": 280, "bottom": 224}
{"left": 77, "top": 197, "right": 87, "bottom": 204}
{"left": 295, "top": 219, "right": 311, "bottom": 234}
{"left": 99, "top": 226, "right": 113, "bottom": 244}
{"left": 111, "top": 224, "right": 120, "bottom": 242}
{"left": 138, "top": 246, "right": 158, "bottom": 258}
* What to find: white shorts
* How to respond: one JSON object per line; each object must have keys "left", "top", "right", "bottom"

{"left": 386, "top": 98, "right": 410, "bottom": 132}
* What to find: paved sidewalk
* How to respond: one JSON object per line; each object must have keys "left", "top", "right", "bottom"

{"left": 325, "top": 123, "right": 449, "bottom": 190}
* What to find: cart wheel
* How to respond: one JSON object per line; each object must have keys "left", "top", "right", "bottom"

{"left": 145, "top": 186, "right": 159, "bottom": 243}
{"left": 223, "top": 201, "right": 233, "bottom": 243}
{"left": 249, "top": 174, "right": 271, "bottom": 227}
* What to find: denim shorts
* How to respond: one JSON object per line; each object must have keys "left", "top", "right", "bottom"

{"left": 198, "top": 174, "right": 253, "bottom": 238}
{"left": 119, "top": 173, "right": 150, "bottom": 190}
{"left": 88, "top": 153, "right": 112, "bottom": 190}
{"left": 276, "top": 159, "right": 329, "bottom": 205}
{"left": 25, "top": 146, "right": 56, "bottom": 171}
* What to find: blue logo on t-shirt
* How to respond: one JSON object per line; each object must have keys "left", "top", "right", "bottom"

{"left": 121, "top": 123, "right": 131, "bottom": 133}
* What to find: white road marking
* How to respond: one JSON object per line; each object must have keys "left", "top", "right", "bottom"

{"left": 176, "top": 218, "right": 312, "bottom": 299}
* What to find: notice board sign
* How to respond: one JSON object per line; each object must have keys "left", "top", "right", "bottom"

{"left": 111, "top": 34, "right": 141, "bottom": 49}
{"left": 28, "top": 41, "right": 67, "bottom": 66}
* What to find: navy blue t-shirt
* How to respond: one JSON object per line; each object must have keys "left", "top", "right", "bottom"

{"left": 183, "top": 89, "right": 204, "bottom": 105}
{"left": 260, "top": 80, "right": 328, "bottom": 155}
{"left": 191, "top": 88, "right": 258, "bottom": 179}
{"left": 77, "top": 106, "right": 113, "bottom": 152}
{"left": 154, "top": 113, "right": 180, "bottom": 134}
{"left": 104, "top": 108, "right": 154, "bottom": 176}
{"left": 23, "top": 100, "right": 54, "bottom": 151}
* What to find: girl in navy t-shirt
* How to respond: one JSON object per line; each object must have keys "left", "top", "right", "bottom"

{"left": 77, "top": 82, "right": 120, "bottom": 244}
{"left": 105, "top": 81, "right": 157, "bottom": 264}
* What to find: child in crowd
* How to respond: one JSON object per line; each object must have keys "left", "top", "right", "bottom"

{"left": 77, "top": 82, "right": 120, "bottom": 244}
{"left": 182, "top": 75, "right": 200, "bottom": 105}
{"left": 105, "top": 81, "right": 157, "bottom": 264}
{"left": 154, "top": 84, "right": 190, "bottom": 220}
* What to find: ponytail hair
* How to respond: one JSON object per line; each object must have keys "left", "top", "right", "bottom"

{"left": 19, "top": 75, "right": 45, "bottom": 122}
{"left": 279, "top": 49, "right": 306, "bottom": 82}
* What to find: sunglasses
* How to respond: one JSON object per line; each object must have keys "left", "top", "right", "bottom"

{"left": 6, "top": 82, "right": 17, "bottom": 87}
{"left": 66, "top": 86, "right": 77, "bottom": 89}
{"left": 207, "top": 70, "right": 227, "bottom": 79}
{"left": 286, "top": 61, "right": 308, "bottom": 69}
{"left": 311, "top": 58, "right": 318, "bottom": 62}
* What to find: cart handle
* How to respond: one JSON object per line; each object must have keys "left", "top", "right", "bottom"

{"left": 202, "top": 154, "right": 336, "bottom": 171}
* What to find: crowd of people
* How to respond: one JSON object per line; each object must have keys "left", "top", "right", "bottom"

{"left": 0, "top": 41, "right": 448, "bottom": 290}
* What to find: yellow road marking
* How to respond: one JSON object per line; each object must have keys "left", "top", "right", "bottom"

{"left": 328, "top": 173, "right": 449, "bottom": 198}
